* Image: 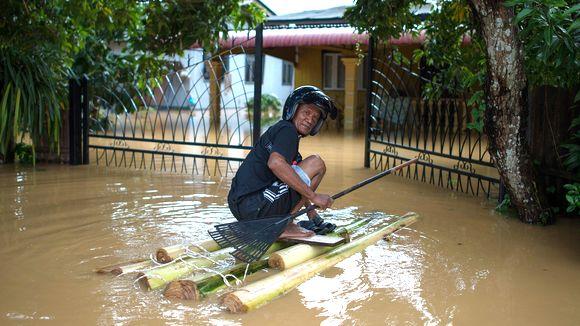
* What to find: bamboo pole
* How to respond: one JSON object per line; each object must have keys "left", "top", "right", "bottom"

{"left": 161, "top": 241, "right": 288, "bottom": 299}
{"left": 161, "top": 219, "right": 371, "bottom": 300}
{"left": 222, "top": 212, "right": 418, "bottom": 313}
{"left": 269, "top": 215, "right": 410, "bottom": 270}
{"left": 155, "top": 239, "right": 222, "bottom": 263}
{"left": 95, "top": 259, "right": 153, "bottom": 276}
{"left": 163, "top": 260, "right": 269, "bottom": 300}
{"left": 137, "top": 248, "right": 233, "bottom": 291}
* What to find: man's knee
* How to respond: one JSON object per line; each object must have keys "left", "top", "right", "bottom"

{"left": 302, "top": 154, "right": 326, "bottom": 175}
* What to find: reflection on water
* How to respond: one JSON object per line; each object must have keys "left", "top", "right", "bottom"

{"left": 0, "top": 134, "right": 579, "bottom": 325}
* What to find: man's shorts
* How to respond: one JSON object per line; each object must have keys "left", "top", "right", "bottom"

{"left": 231, "top": 165, "right": 311, "bottom": 221}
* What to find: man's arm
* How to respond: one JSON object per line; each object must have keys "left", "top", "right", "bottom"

{"left": 267, "top": 152, "right": 332, "bottom": 209}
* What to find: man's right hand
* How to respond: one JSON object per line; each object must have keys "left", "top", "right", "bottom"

{"left": 310, "top": 193, "right": 333, "bottom": 210}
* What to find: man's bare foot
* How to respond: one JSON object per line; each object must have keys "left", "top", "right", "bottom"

{"left": 279, "top": 222, "right": 315, "bottom": 239}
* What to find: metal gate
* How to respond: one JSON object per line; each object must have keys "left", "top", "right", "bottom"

{"left": 87, "top": 34, "right": 265, "bottom": 176}
{"left": 364, "top": 40, "right": 500, "bottom": 197}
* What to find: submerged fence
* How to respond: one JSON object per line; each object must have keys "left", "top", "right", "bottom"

{"left": 84, "top": 33, "right": 264, "bottom": 176}
{"left": 365, "top": 39, "right": 500, "bottom": 198}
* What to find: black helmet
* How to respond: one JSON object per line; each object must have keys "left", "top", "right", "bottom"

{"left": 282, "top": 85, "right": 338, "bottom": 136}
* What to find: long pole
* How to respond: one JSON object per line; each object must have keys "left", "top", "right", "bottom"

{"left": 289, "top": 157, "right": 418, "bottom": 220}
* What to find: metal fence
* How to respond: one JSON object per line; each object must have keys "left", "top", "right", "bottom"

{"left": 365, "top": 39, "right": 500, "bottom": 197}
{"left": 87, "top": 35, "right": 264, "bottom": 176}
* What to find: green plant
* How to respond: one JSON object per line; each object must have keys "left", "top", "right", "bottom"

{"left": 495, "top": 194, "right": 512, "bottom": 212}
{"left": 14, "top": 142, "right": 34, "bottom": 164}
{"left": 561, "top": 101, "right": 580, "bottom": 172}
{"left": 0, "top": 46, "right": 64, "bottom": 160}
{"left": 560, "top": 94, "right": 580, "bottom": 215}
{"left": 247, "top": 94, "right": 282, "bottom": 126}
{"left": 563, "top": 183, "right": 580, "bottom": 214}
{"left": 505, "top": 0, "right": 579, "bottom": 89}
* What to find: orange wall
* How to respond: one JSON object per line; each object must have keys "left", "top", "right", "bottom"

{"left": 294, "top": 47, "right": 323, "bottom": 88}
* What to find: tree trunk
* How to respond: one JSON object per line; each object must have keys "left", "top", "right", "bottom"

{"left": 469, "top": 0, "right": 550, "bottom": 224}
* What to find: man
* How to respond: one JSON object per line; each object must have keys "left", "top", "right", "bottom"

{"left": 228, "top": 86, "right": 338, "bottom": 238}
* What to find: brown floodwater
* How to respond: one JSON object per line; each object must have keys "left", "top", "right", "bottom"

{"left": 0, "top": 134, "right": 578, "bottom": 325}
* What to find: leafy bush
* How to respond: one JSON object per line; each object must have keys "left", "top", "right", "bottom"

{"left": 15, "top": 142, "right": 34, "bottom": 164}
{"left": 563, "top": 183, "right": 580, "bottom": 214}
{"left": 247, "top": 94, "right": 282, "bottom": 126}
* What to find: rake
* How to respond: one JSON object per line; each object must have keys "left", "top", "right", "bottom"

{"left": 209, "top": 158, "right": 419, "bottom": 263}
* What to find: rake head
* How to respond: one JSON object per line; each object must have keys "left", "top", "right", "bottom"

{"left": 209, "top": 215, "right": 291, "bottom": 263}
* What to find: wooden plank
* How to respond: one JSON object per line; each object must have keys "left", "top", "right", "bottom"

{"left": 279, "top": 235, "right": 346, "bottom": 247}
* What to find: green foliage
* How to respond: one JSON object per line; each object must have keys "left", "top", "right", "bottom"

{"left": 15, "top": 142, "right": 34, "bottom": 164}
{"left": 495, "top": 194, "right": 512, "bottom": 212}
{"left": 505, "top": 0, "right": 579, "bottom": 89}
{"left": 0, "top": 0, "right": 265, "bottom": 160}
{"left": 247, "top": 94, "right": 282, "bottom": 126}
{"left": 346, "top": 0, "right": 578, "bottom": 134}
{"left": 346, "top": 0, "right": 488, "bottom": 131}
{"left": 344, "top": 0, "right": 427, "bottom": 41}
{"left": 142, "top": 1, "right": 265, "bottom": 54}
{"left": 561, "top": 97, "right": 580, "bottom": 214}
{"left": 561, "top": 100, "right": 580, "bottom": 173}
{"left": 0, "top": 47, "right": 63, "bottom": 157}
{"left": 563, "top": 183, "right": 580, "bottom": 214}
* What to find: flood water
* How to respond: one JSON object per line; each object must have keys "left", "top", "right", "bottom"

{"left": 0, "top": 134, "right": 578, "bottom": 325}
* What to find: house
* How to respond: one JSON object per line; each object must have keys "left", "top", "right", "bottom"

{"left": 220, "top": 5, "right": 428, "bottom": 132}
{"left": 152, "top": 5, "right": 429, "bottom": 133}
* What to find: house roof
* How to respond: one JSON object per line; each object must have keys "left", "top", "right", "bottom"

{"left": 266, "top": 6, "right": 348, "bottom": 26}
{"left": 217, "top": 28, "right": 428, "bottom": 49}
{"left": 192, "top": 5, "right": 446, "bottom": 50}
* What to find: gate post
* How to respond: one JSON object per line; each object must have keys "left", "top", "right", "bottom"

{"left": 69, "top": 78, "right": 81, "bottom": 165}
{"left": 81, "top": 75, "right": 89, "bottom": 164}
{"left": 68, "top": 75, "right": 89, "bottom": 165}
{"left": 252, "top": 23, "right": 263, "bottom": 146}
{"left": 364, "top": 36, "right": 374, "bottom": 168}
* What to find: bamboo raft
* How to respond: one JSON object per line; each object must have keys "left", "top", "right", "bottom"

{"left": 95, "top": 212, "right": 419, "bottom": 313}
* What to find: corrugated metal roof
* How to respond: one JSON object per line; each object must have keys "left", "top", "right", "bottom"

{"left": 222, "top": 27, "right": 367, "bottom": 48}
{"left": 214, "top": 28, "right": 427, "bottom": 49}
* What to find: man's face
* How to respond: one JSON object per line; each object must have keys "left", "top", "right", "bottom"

{"left": 292, "top": 104, "right": 322, "bottom": 136}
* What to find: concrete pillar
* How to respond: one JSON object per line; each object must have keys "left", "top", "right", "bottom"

{"left": 341, "top": 57, "right": 359, "bottom": 131}
{"left": 209, "top": 59, "right": 223, "bottom": 128}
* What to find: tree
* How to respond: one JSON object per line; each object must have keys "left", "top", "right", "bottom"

{"left": 345, "top": 0, "right": 578, "bottom": 224}
{"left": 0, "top": 0, "right": 265, "bottom": 162}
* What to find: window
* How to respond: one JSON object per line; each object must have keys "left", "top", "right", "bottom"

{"left": 323, "top": 53, "right": 345, "bottom": 90}
{"left": 282, "top": 61, "right": 293, "bottom": 86}
{"left": 245, "top": 54, "right": 265, "bottom": 83}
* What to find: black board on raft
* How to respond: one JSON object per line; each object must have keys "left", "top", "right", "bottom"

{"left": 279, "top": 234, "right": 347, "bottom": 246}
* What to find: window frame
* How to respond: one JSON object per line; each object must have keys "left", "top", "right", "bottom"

{"left": 322, "top": 53, "right": 345, "bottom": 91}
{"left": 244, "top": 54, "right": 265, "bottom": 84}
{"left": 281, "top": 60, "right": 293, "bottom": 86}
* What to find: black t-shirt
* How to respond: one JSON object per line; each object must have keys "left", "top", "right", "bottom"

{"left": 228, "top": 120, "right": 301, "bottom": 202}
